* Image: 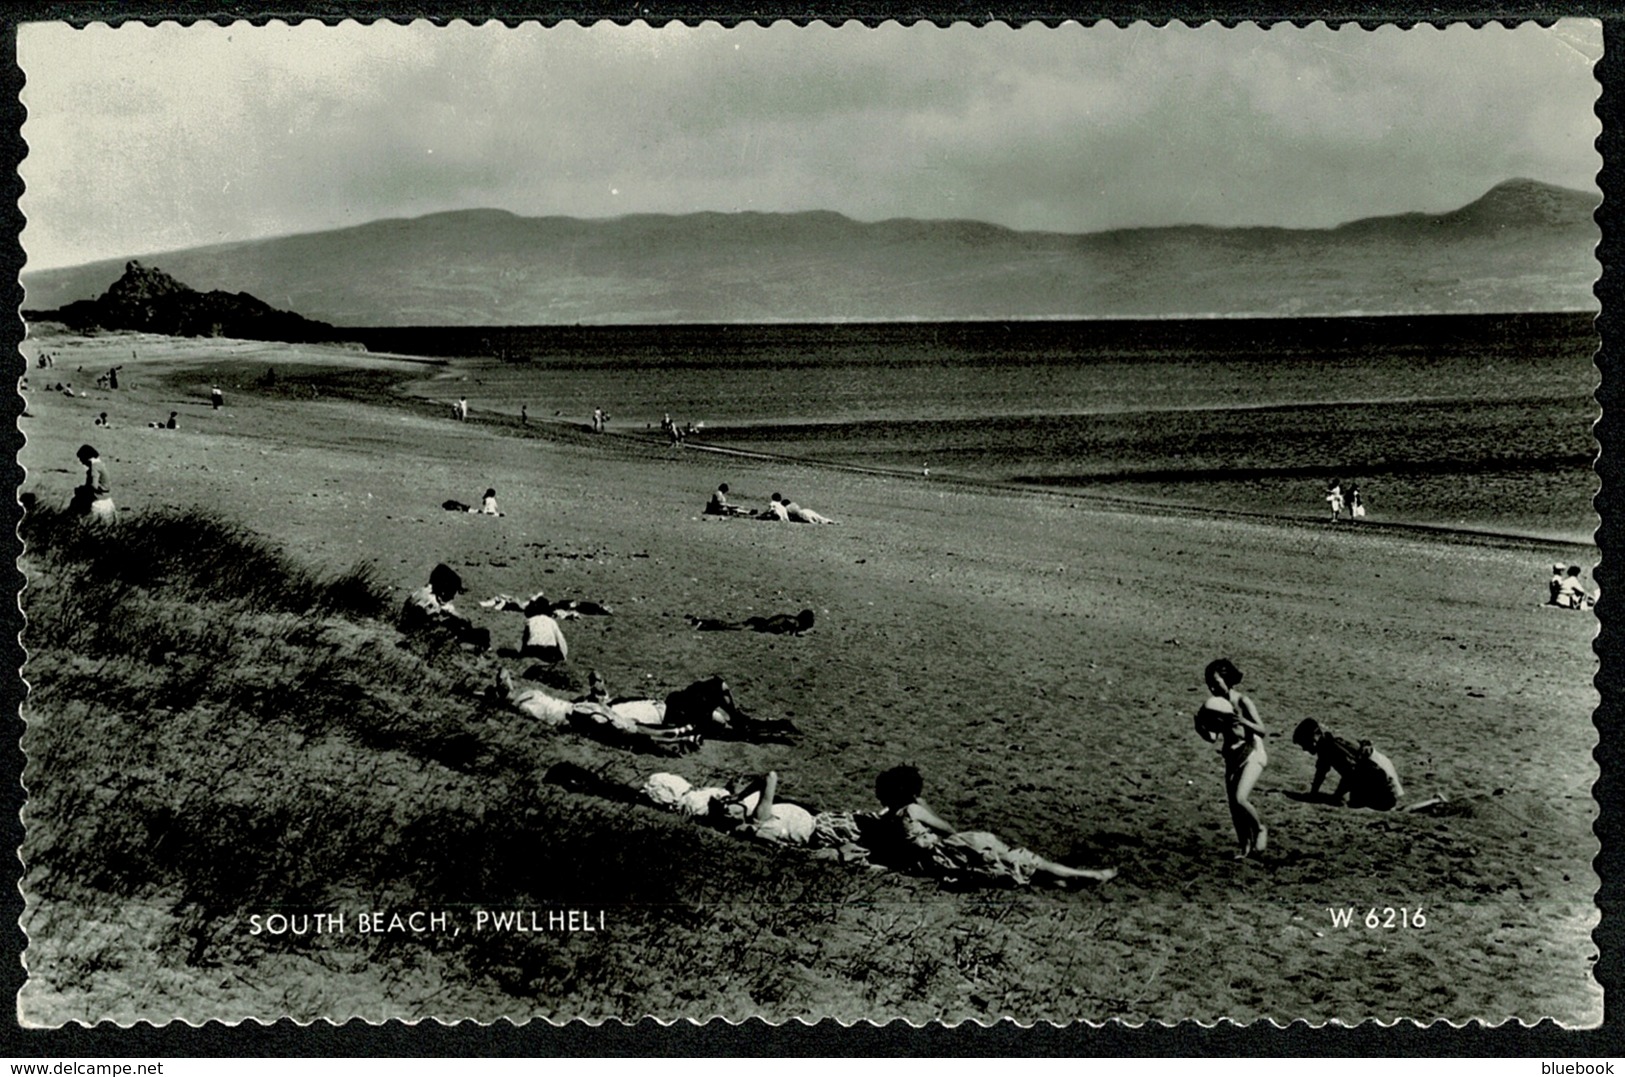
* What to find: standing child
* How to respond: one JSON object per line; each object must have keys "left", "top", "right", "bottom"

{"left": 1325, "top": 482, "right": 1344, "bottom": 521}
{"left": 1193, "top": 658, "right": 1269, "bottom": 859}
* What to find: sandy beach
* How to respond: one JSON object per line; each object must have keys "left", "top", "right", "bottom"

{"left": 16, "top": 323, "right": 1603, "bottom": 1025}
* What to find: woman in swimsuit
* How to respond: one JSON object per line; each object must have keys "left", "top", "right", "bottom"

{"left": 1193, "top": 657, "right": 1269, "bottom": 859}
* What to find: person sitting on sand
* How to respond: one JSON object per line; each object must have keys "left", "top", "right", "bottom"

{"left": 166, "top": 411, "right": 178, "bottom": 430}
{"left": 705, "top": 482, "right": 750, "bottom": 517}
{"left": 780, "top": 495, "right": 836, "bottom": 525}
{"left": 684, "top": 608, "right": 815, "bottom": 636}
{"left": 868, "top": 764, "right": 1116, "bottom": 888}
{"left": 470, "top": 488, "right": 503, "bottom": 516}
{"left": 1193, "top": 658, "right": 1269, "bottom": 859}
{"left": 479, "top": 591, "right": 568, "bottom": 662}
{"left": 1554, "top": 565, "right": 1597, "bottom": 610}
{"left": 757, "top": 494, "right": 790, "bottom": 522}
{"left": 1549, "top": 563, "right": 1568, "bottom": 605}
{"left": 399, "top": 563, "right": 490, "bottom": 651}
{"left": 71, "top": 444, "right": 114, "bottom": 521}
{"left": 93, "top": 412, "right": 109, "bottom": 428}
{"left": 1290, "top": 718, "right": 1404, "bottom": 811}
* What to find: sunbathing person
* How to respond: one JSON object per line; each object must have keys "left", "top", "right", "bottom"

{"left": 704, "top": 482, "right": 750, "bottom": 517}
{"left": 757, "top": 494, "right": 790, "bottom": 521}
{"left": 684, "top": 608, "right": 815, "bottom": 635}
{"left": 663, "top": 676, "right": 801, "bottom": 743}
{"left": 493, "top": 667, "right": 701, "bottom": 754}
{"left": 868, "top": 765, "right": 1115, "bottom": 888}
{"left": 1290, "top": 718, "right": 1405, "bottom": 811}
{"left": 399, "top": 564, "right": 490, "bottom": 651}
{"left": 641, "top": 770, "right": 871, "bottom": 851}
{"left": 780, "top": 495, "right": 836, "bottom": 525}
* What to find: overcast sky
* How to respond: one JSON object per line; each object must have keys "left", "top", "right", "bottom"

{"left": 18, "top": 18, "right": 1603, "bottom": 271}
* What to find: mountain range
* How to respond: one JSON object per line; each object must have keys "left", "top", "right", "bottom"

{"left": 22, "top": 178, "right": 1599, "bottom": 326}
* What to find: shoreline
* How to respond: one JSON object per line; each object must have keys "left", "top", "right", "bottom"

{"left": 31, "top": 320, "right": 1597, "bottom": 550}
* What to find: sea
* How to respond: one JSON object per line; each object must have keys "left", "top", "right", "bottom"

{"left": 347, "top": 314, "right": 1599, "bottom": 546}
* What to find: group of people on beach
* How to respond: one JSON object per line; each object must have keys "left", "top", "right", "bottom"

{"left": 705, "top": 482, "right": 837, "bottom": 524}
{"left": 1548, "top": 563, "right": 1598, "bottom": 610}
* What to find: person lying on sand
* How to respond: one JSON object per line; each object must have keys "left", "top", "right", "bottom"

{"left": 1290, "top": 718, "right": 1405, "bottom": 811}
{"left": 478, "top": 591, "right": 568, "bottom": 662}
{"left": 399, "top": 563, "right": 490, "bottom": 651}
{"left": 541, "top": 764, "right": 871, "bottom": 856}
{"left": 490, "top": 667, "right": 701, "bottom": 753}
{"left": 684, "top": 609, "right": 815, "bottom": 635}
{"left": 755, "top": 494, "right": 790, "bottom": 521}
{"left": 704, "top": 482, "right": 751, "bottom": 517}
{"left": 663, "top": 676, "right": 801, "bottom": 743}
{"left": 779, "top": 495, "right": 836, "bottom": 524}
{"left": 868, "top": 764, "right": 1116, "bottom": 888}
{"left": 1193, "top": 658, "right": 1268, "bottom": 860}
{"left": 644, "top": 770, "right": 871, "bottom": 852}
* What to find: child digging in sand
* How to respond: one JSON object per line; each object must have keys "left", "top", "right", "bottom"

{"left": 1290, "top": 718, "right": 1404, "bottom": 811}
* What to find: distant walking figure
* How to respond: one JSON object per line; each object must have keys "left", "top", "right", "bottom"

{"left": 1348, "top": 484, "right": 1365, "bottom": 520}
{"left": 521, "top": 405, "right": 528, "bottom": 426}
{"left": 1193, "top": 658, "right": 1269, "bottom": 859}
{"left": 210, "top": 386, "right": 224, "bottom": 410}
{"left": 1325, "top": 482, "right": 1344, "bottom": 521}
{"left": 455, "top": 397, "right": 469, "bottom": 422}
{"left": 71, "top": 443, "right": 114, "bottom": 521}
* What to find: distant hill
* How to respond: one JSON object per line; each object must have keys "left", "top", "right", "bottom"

{"left": 32, "top": 260, "right": 338, "bottom": 341}
{"left": 22, "top": 178, "right": 1599, "bottom": 326}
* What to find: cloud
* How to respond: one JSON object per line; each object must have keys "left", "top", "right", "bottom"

{"left": 18, "top": 18, "right": 1601, "bottom": 269}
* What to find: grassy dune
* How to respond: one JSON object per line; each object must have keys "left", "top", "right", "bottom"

{"left": 16, "top": 324, "right": 1602, "bottom": 1025}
